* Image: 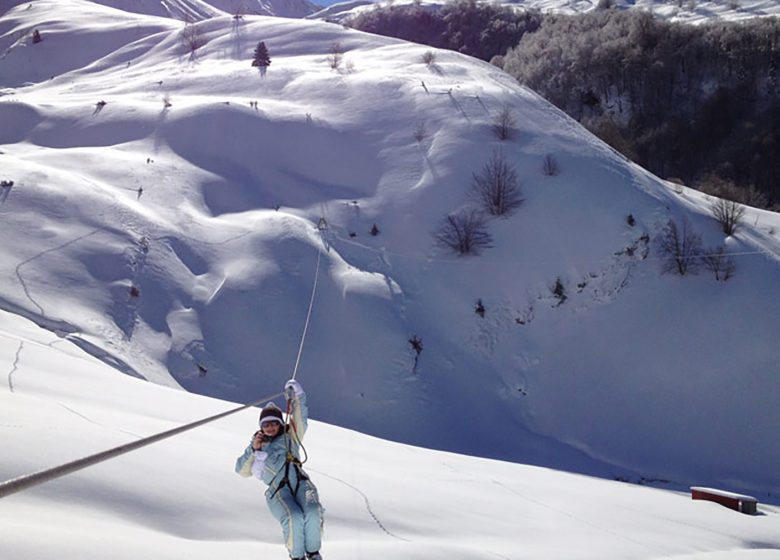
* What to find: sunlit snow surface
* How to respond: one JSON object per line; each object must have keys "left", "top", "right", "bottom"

{"left": 1, "top": 309, "right": 780, "bottom": 559}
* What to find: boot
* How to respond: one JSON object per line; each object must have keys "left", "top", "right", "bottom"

{"left": 306, "top": 553, "right": 322, "bottom": 560}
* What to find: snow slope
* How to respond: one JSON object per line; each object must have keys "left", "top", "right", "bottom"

{"left": 1, "top": 0, "right": 320, "bottom": 21}
{"left": 311, "top": 0, "right": 780, "bottom": 24}
{"left": 1, "top": 309, "right": 780, "bottom": 560}
{"left": 1, "top": 0, "right": 779, "bottom": 505}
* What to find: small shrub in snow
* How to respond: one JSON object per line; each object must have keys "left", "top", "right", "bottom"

{"left": 328, "top": 42, "right": 344, "bottom": 70}
{"left": 515, "top": 305, "right": 534, "bottom": 325}
{"left": 421, "top": 50, "right": 436, "bottom": 65}
{"left": 492, "top": 106, "right": 515, "bottom": 141}
{"left": 32, "top": 29, "right": 42, "bottom": 44}
{"left": 654, "top": 217, "right": 703, "bottom": 276}
{"left": 475, "top": 299, "right": 485, "bottom": 317}
{"left": 542, "top": 154, "right": 559, "bottom": 176}
{"left": 370, "top": 224, "right": 380, "bottom": 236}
{"left": 409, "top": 335, "right": 423, "bottom": 373}
{"left": 435, "top": 209, "right": 493, "bottom": 256}
{"left": 413, "top": 122, "right": 427, "bottom": 142}
{"left": 626, "top": 214, "right": 636, "bottom": 227}
{"left": 470, "top": 150, "right": 523, "bottom": 217}
{"left": 711, "top": 197, "right": 745, "bottom": 236}
{"left": 550, "top": 277, "right": 567, "bottom": 306}
{"left": 181, "top": 20, "right": 206, "bottom": 59}
{"left": 702, "top": 246, "right": 736, "bottom": 282}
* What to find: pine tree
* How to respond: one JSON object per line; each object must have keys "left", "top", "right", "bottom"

{"left": 252, "top": 41, "right": 271, "bottom": 75}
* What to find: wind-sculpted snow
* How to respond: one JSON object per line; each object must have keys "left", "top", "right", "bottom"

{"left": 163, "top": 107, "right": 382, "bottom": 214}
{"left": 0, "top": 1, "right": 175, "bottom": 87}
{"left": 0, "top": 102, "right": 43, "bottom": 143}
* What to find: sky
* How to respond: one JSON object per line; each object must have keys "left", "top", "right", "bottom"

{"left": 1, "top": 1, "right": 780, "bottom": 557}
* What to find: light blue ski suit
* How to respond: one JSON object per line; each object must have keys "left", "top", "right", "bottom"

{"left": 235, "top": 389, "right": 323, "bottom": 558}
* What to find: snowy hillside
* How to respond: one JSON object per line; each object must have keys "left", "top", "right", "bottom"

{"left": 1, "top": 0, "right": 320, "bottom": 20}
{"left": 1, "top": 0, "right": 780, "bottom": 508}
{"left": 2, "top": 309, "right": 780, "bottom": 560}
{"left": 311, "top": 0, "right": 780, "bottom": 24}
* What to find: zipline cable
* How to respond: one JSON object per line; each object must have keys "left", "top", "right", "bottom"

{"left": 290, "top": 246, "right": 322, "bottom": 382}
{"left": 0, "top": 390, "right": 285, "bottom": 499}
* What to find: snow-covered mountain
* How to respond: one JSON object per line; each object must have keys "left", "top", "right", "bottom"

{"left": 1, "top": 0, "right": 779, "bottom": 512}
{"left": 3, "top": 308, "right": 779, "bottom": 559}
{"left": 310, "top": 0, "right": 780, "bottom": 25}
{"left": 1, "top": 0, "right": 320, "bottom": 20}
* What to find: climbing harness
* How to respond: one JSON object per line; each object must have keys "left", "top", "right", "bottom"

{"left": 269, "top": 450, "right": 310, "bottom": 499}
{"left": 269, "top": 386, "right": 312, "bottom": 499}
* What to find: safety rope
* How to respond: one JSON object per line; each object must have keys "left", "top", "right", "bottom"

{"left": 0, "top": 390, "right": 285, "bottom": 500}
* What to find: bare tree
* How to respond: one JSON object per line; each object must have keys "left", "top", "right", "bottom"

{"left": 492, "top": 105, "right": 516, "bottom": 140}
{"left": 421, "top": 50, "right": 436, "bottom": 65}
{"left": 435, "top": 209, "right": 493, "bottom": 255}
{"left": 328, "top": 42, "right": 343, "bottom": 70}
{"left": 409, "top": 335, "right": 423, "bottom": 373}
{"left": 711, "top": 197, "right": 745, "bottom": 235}
{"left": 181, "top": 19, "right": 206, "bottom": 59}
{"left": 542, "top": 153, "right": 559, "bottom": 176}
{"left": 470, "top": 150, "right": 524, "bottom": 217}
{"left": 702, "top": 245, "right": 736, "bottom": 281}
{"left": 654, "top": 217, "right": 703, "bottom": 275}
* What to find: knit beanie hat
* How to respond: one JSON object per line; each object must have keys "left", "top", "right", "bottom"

{"left": 259, "top": 402, "right": 284, "bottom": 427}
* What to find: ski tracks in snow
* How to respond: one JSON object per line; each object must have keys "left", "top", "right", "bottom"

{"left": 311, "top": 468, "right": 411, "bottom": 542}
{"left": 56, "top": 402, "right": 143, "bottom": 439}
{"left": 5, "top": 341, "right": 22, "bottom": 393}
{"left": 14, "top": 229, "right": 100, "bottom": 318}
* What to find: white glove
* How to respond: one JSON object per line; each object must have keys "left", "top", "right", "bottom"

{"left": 285, "top": 379, "right": 303, "bottom": 397}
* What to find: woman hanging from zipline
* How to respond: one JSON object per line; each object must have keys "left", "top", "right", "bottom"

{"left": 235, "top": 379, "right": 324, "bottom": 560}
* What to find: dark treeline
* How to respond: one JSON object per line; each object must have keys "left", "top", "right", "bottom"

{"left": 350, "top": 4, "right": 780, "bottom": 207}
{"left": 499, "top": 11, "right": 780, "bottom": 206}
{"left": 349, "top": 0, "right": 542, "bottom": 62}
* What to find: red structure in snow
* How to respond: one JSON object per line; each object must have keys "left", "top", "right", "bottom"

{"left": 691, "top": 487, "right": 758, "bottom": 515}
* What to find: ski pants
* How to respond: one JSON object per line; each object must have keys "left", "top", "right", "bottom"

{"left": 266, "top": 478, "right": 323, "bottom": 558}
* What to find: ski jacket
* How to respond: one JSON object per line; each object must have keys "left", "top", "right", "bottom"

{"left": 235, "top": 390, "right": 309, "bottom": 493}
